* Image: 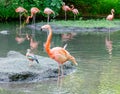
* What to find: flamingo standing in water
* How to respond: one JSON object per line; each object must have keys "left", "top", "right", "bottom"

{"left": 26, "top": 7, "right": 40, "bottom": 23}
{"left": 62, "top": 2, "right": 71, "bottom": 21}
{"left": 40, "top": 24, "right": 78, "bottom": 76}
{"left": 71, "top": 5, "right": 79, "bottom": 20}
{"left": 15, "top": 7, "right": 27, "bottom": 34}
{"left": 106, "top": 9, "right": 115, "bottom": 41}
{"left": 44, "top": 7, "right": 55, "bottom": 24}
{"left": 106, "top": 9, "right": 115, "bottom": 21}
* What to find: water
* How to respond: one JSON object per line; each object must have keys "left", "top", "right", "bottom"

{"left": 0, "top": 22, "right": 120, "bottom": 94}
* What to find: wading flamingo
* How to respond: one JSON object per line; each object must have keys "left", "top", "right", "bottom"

{"left": 106, "top": 9, "right": 115, "bottom": 21}
{"left": 40, "top": 24, "right": 78, "bottom": 77}
{"left": 26, "top": 34, "right": 39, "bottom": 50}
{"left": 62, "top": 2, "right": 71, "bottom": 21}
{"left": 26, "top": 7, "right": 40, "bottom": 23}
{"left": 44, "top": 7, "right": 55, "bottom": 24}
{"left": 71, "top": 5, "right": 79, "bottom": 20}
{"left": 15, "top": 7, "right": 27, "bottom": 34}
{"left": 106, "top": 9, "right": 115, "bottom": 41}
{"left": 26, "top": 49, "right": 39, "bottom": 66}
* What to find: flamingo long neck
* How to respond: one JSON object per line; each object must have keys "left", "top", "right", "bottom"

{"left": 111, "top": 11, "right": 114, "bottom": 16}
{"left": 71, "top": 5, "right": 74, "bottom": 10}
{"left": 45, "top": 27, "right": 52, "bottom": 56}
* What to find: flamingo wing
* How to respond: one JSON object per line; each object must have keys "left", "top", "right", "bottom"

{"left": 50, "top": 47, "right": 69, "bottom": 64}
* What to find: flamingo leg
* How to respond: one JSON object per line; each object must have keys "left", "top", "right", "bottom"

{"left": 108, "top": 27, "right": 110, "bottom": 41}
{"left": 74, "top": 14, "right": 76, "bottom": 20}
{"left": 65, "top": 11, "right": 67, "bottom": 21}
{"left": 57, "top": 63, "right": 61, "bottom": 87}
{"left": 19, "top": 12, "right": 22, "bottom": 35}
{"left": 47, "top": 14, "right": 50, "bottom": 24}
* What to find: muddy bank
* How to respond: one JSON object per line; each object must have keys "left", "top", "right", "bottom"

{"left": 0, "top": 51, "right": 76, "bottom": 83}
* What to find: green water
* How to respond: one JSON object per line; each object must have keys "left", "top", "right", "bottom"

{"left": 0, "top": 22, "right": 120, "bottom": 94}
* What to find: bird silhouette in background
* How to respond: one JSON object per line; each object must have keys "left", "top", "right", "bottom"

{"left": 44, "top": 7, "right": 55, "bottom": 24}
{"left": 26, "top": 49, "right": 39, "bottom": 66}
{"left": 26, "top": 34, "right": 39, "bottom": 50}
{"left": 62, "top": 2, "right": 71, "bottom": 21}
{"left": 15, "top": 7, "right": 27, "bottom": 34}
{"left": 70, "top": 5, "right": 79, "bottom": 20}
{"left": 40, "top": 24, "right": 78, "bottom": 77}
{"left": 106, "top": 9, "right": 115, "bottom": 21}
{"left": 26, "top": 7, "right": 40, "bottom": 23}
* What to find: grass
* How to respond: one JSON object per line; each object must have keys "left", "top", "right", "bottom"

{"left": 50, "top": 19, "right": 120, "bottom": 28}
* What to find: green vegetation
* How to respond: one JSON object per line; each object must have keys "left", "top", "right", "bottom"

{"left": 51, "top": 19, "right": 120, "bottom": 28}
{"left": 0, "top": 0, "right": 63, "bottom": 21}
{"left": 0, "top": 0, "right": 120, "bottom": 21}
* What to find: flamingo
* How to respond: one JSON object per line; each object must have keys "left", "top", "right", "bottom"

{"left": 70, "top": 5, "right": 79, "bottom": 20}
{"left": 106, "top": 9, "right": 115, "bottom": 21}
{"left": 26, "top": 7, "right": 40, "bottom": 23}
{"left": 15, "top": 7, "right": 27, "bottom": 34}
{"left": 106, "top": 9, "right": 115, "bottom": 41}
{"left": 26, "top": 34, "right": 39, "bottom": 50}
{"left": 62, "top": 2, "right": 71, "bottom": 21}
{"left": 26, "top": 49, "right": 39, "bottom": 66}
{"left": 40, "top": 24, "right": 78, "bottom": 77}
{"left": 15, "top": 7, "right": 27, "bottom": 13}
{"left": 44, "top": 7, "right": 55, "bottom": 24}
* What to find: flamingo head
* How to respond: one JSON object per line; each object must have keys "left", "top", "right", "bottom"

{"left": 27, "top": 49, "right": 31, "bottom": 53}
{"left": 111, "top": 9, "right": 115, "bottom": 13}
{"left": 62, "top": 2, "right": 65, "bottom": 6}
{"left": 40, "top": 24, "right": 51, "bottom": 31}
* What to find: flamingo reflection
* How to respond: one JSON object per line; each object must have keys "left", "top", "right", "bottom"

{"left": 26, "top": 34, "right": 39, "bottom": 50}
{"left": 105, "top": 37, "right": 112, "bottom": 55}
{"left": 15, "top": 35, "right": 26, "bottom": 44}
{"left": 62, "top": 33, "right": 77, "bottom": 42}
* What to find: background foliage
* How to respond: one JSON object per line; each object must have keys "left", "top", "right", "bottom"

{"left": 0, "top": 0, "right": 120, "bottom": 21}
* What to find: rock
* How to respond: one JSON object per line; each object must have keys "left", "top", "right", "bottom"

{"left": 0, "top": 51, "right": 76, "bottom": 82}
{"left": 0, "top": 30, "right": 9, "bottom": 35}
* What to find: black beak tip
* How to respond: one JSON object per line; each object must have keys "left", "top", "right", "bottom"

{"left": 40, "top": 28, "right": 42, "bottom": 31}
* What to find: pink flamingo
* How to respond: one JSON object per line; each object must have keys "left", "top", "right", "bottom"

{"left": 106, "top": 9, "right": 115, "bottom": 40}
{"left": 41, "top": 24, "right": 78, "bottom": 77}
{"left": 15, "top": 7, "right": 27, "bottom": 34}
{"left": 15, "top": 7, "right": 27, "bottom": 13}
{"left": 106, "top": 9, "right": 115, "bottom": 21}
{"left": 44, "top": 7, "right": 55, "bottom": 23}
{"left": 62, "top": 2, "right": 71, "bottom": 21}
{"left": 71, "top": 5, "right": 79, "bottom": 20}
{"left": 26, "top": 7, "right": 40, "bottom": 23}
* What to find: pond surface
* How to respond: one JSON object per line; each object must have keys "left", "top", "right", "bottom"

{"left": 0, "top": 22, "right": 120, "bottom": 94}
